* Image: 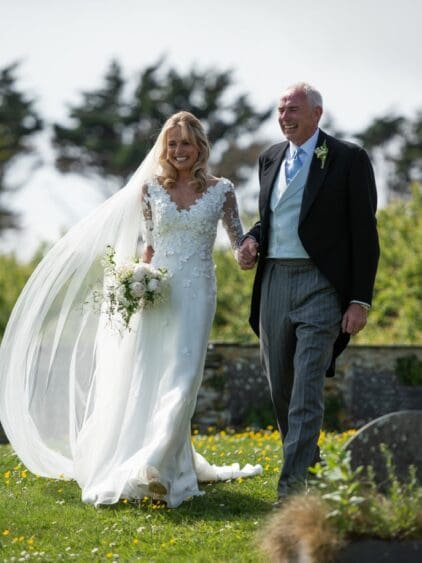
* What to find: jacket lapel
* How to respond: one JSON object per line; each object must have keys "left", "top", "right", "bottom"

{"left": 299, "top": 130, "right": 332, "bottom": 224}
{"left": 260, "top": 142, "right": 288, "bottom": 217}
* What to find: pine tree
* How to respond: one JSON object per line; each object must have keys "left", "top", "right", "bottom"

{"left": 0, "top": 62, "right": 43, "bottom": 231}
{"left": 53, "top": 59, "right": 272, "bottom": 194}
{"left": 355, "top": 114, "right": 422, "bottom": 197}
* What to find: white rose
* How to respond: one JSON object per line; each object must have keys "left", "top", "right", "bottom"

{"left": 147, "top": 278, "right": 160, "bottom": 292}
{"left": 132, "top": 264, "right": 149, "bottom": 282}
{"left": 129, "top": 281, "right": 145, "bottom": 298}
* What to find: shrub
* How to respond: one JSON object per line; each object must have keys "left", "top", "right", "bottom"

{"left": 0, "top": 253, "right": 38, "bottom": 339}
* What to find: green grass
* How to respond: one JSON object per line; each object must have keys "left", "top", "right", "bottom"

{"left": 2, "top": 430, "right": 421, "bottom": 562}
{"left": 0, "top": 430, "right": 359, "bottom": 562}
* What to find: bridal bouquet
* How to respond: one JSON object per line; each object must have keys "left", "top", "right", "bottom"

{"left": 95, "top": 245, "right": 169, "bottom": 332}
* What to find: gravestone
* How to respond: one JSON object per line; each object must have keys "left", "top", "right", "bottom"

{"left": 344, "top": 368, "right": 422, "bottom": 427}
{"left": 344, "top": 410, "right": 422, "bottom": 486}
{"left": 337, "top": 539, "right": 422, "bottom": 563}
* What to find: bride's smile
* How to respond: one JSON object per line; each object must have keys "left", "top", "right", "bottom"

{"left": 166, "top": 126, "right": 199, "bottom": 173}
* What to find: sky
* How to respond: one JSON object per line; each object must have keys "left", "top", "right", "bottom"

{"left": 1, "top": 0, "right": 422, "bottom": 258}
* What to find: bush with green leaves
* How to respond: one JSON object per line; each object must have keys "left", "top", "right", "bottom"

{"left": 356, "top": 183, "right": 422, "bottom": 344}
{"left": 211, "top": 248, "right": 256, "bottom": 342}
{"left": 309, "top": 437, "right": 422, "bottom": 541}
{"left": 0, "top": 253, "right": 40, "bottom": 339}
{"left": 395, "top": 354, "right": 422, "bottom": 386}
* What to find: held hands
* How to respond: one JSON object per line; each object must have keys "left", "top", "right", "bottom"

{"left": 341, "top": 303, "right": 368, "bottom": 336}
{"left": 237, "top": 237, "right": 259, "bottom": 270}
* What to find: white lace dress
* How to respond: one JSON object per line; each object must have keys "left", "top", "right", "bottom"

{"left": 78, "top": 178, "right": 262, "bottom": 507}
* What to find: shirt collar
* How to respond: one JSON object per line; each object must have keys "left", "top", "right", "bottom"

{"left": 288, "top": 128, "right": 320, "bottom": 158}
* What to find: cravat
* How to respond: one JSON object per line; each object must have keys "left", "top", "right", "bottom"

{"left": 285, "top": 147, "right": 304, "bottom": 184}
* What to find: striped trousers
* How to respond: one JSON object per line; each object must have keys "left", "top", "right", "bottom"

{"left": 259, "top": 259, "right": 342, "bottom": 495}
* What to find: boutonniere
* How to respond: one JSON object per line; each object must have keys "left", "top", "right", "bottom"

{"left": 314, "top": 140, "right": 328, "bottom": 169}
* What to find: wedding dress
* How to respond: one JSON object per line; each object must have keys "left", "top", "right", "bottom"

{"left": 0, "top": 170, "right": 262, "bottom": 508}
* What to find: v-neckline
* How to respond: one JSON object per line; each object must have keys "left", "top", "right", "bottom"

{"left": 155, "top": 180, "right": 221, "bottom": 213}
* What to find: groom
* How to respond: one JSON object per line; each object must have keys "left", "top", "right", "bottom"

{"left": 238, "top": 82, "right": 379, "bottom": 504}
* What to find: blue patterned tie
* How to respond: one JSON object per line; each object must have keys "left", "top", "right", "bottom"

{"left": 285, "top": 147, "right": 304, "bottom": 184}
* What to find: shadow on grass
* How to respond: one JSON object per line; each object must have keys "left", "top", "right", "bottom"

{"left": 102, "top": 485, "right": 272, "bottom": 522}
{"left": 28, "top": 470, "right": 273, "bottom": 521}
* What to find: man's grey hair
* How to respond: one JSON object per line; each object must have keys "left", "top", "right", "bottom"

{"left": 285, "top": 82, "right": 323, "bottom": 109}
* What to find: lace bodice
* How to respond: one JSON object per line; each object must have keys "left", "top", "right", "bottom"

{"left": 141, "top": 178, "right": 242, "bottom": 273}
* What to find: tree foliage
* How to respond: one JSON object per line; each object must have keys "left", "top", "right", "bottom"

{"left": 0, "top": 62, "right": 43, "bottom": 231}
{"left": 53, "top": 59, "right": 272, "bottom": 194}
{"left": 355, "top": 114, "right": 422, "bottom": 197}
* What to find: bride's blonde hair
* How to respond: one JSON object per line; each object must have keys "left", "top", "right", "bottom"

{"left": 157, "top": 111, "right": 210, "bottom": 192}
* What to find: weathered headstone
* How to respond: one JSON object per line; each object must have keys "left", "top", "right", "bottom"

{"left": 344, "top": 368, "right": 422, "bottom": 427}
{"left": 336, "top": 539, "right": 422, "bottom": 563}
{"left": 344, "top": 410, "right": 422, "bottom": 486}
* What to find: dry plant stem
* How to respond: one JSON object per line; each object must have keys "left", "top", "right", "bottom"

{"left": 259, "top": 494, "right": 342, "bottom": 563}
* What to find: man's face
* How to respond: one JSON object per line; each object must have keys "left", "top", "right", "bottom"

{"left": 277, "top": 88, "right": 322, "bottom": 146}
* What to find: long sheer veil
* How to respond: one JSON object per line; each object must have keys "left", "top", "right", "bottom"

{"left": 0, "top": 144, "right": 159, "bottom": 478}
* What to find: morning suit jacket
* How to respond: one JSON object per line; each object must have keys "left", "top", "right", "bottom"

{"left": 247, "top": 129, "right": 380, "bottom": 376}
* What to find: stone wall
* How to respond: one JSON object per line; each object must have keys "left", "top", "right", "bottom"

{"left": 194, "top": 343, "right": 422, "bottom": 431}
{"left": 1, "top": 345, "right": 421, "bottom": 444}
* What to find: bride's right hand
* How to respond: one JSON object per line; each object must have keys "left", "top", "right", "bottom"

{"left": 142, "top": 245, "right": 154, "bottom": 264}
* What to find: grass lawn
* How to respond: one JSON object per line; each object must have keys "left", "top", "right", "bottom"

{"left": 0, "top": 430, "right": 352, "bottom": 562}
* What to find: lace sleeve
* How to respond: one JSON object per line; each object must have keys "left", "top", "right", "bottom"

{"left": 221, "top": 182, "right": 243, "bottom": 250}
{"left": 141, "top": 184, "right": 154, "bottom": 247}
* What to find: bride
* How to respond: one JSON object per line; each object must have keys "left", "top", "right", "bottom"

{"left": 0, "top": 111, "right": 262, "bottom": 508}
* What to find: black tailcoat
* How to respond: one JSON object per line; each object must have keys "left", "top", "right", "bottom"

{"left": 247, "top": 130, "right": 380, "bottom": 376}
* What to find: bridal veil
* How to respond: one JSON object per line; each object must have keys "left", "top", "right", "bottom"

{"left": 0, "top": 143, "right": 159, "bottom": 478}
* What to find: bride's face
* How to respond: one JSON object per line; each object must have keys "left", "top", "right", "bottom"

{"left": 166, "top": 126, "right": 199, "bottom": 173}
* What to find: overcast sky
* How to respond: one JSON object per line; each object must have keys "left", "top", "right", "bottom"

{"left": 2, "top": 0, "right": 421, "bottom": 258}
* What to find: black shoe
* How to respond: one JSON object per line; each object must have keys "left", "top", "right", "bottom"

{"left": 271, "top": 497, "right": 285, "bottom": 511}
{"left": 272, "top": 482, "right": 304, "bottom": 510}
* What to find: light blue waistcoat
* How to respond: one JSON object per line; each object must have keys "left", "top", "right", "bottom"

{"left": 267, "top": 158, "right": 312, "bottom": 258}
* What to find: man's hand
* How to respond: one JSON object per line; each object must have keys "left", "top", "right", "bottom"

{"left": 341, "top": 303, "right": 368, "bottom": 336}
{"left": 237, "top": 237, "right": 259, "bottom": 270}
